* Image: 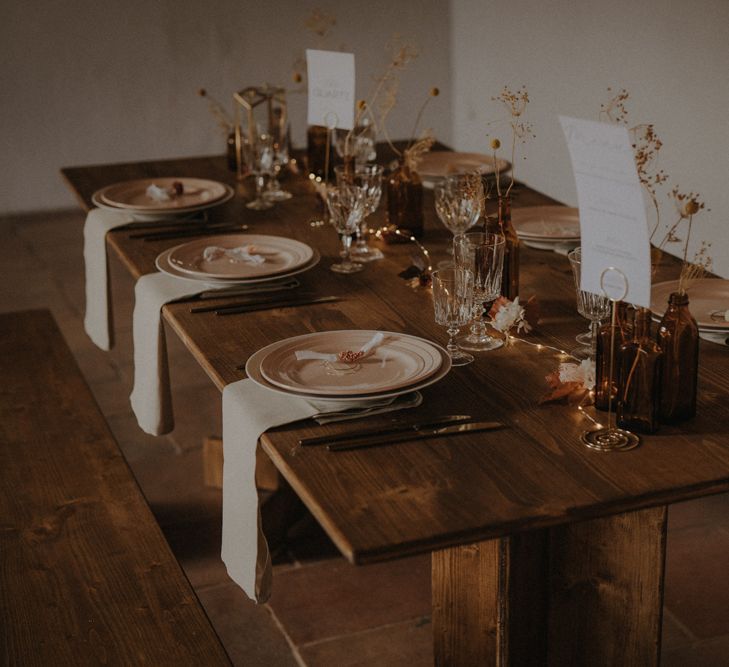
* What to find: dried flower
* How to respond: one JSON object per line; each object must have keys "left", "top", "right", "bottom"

{"left": 600, "top": 87, "right": 630, "bottom": 125}
{"left": 678, "top": 241, "right": 713, "bottom": 295}
{"left": 488, "top": 296, "right": 532, "bottom": 335}
{"left": 357, "top": 99, "right": 367, "bottom": 111}
{"left": 488, "top": 85, "right": 535, "bottom": 198}
{"left": 540, "top": 359, "right": 595, "bottom": 405}
{"left": 304, "top": 8, "right": 336, "bottom": 38}
{"left": 197, "top": 87, "right": 233, "bottom": 135}
{"left": 403, "top": 131, "right": 435, "bottom": 171}
{"left": 430, "top": 87, "right": 440, "bottom": 97}
{"left": 292, "top": 72, "right": 303, "bottom": 84}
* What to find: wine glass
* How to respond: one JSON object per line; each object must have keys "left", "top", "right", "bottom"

{"left": 432, "top": 267, "right": 475, "bottom": 366}
{"left": 434, "top": 173, "right": 484, "bottom": 244}
{"left": 335, "top": 164, "right": 384, "bottom": 262}
{"left": 453, "top": 231, "right": 506, "bottom": 352}
{"left": 568, "top": 247, "right": 611, "bottom": 361}
{"left": 265, "top": 120, "right": 292, "bottom": 202}
{"left": 244, "top": 132, "right": 274, "bottom": 210}
{"left": 326, "top": 185, "right": 366, "bottom": 274}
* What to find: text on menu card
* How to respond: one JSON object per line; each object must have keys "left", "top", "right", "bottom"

{"left": 306, "top": 49, "right": 355, "bottom": 130}
{"left": 560, "top": 116, "right": 651, "bottom": 307}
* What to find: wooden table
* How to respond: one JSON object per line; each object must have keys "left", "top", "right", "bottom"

{"left": 62, "top": 152, "right": 729, "bottom": 666}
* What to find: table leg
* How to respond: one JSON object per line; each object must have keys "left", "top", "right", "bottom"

{"left": 431, "top": 506, "right": 667, "bottom": 666}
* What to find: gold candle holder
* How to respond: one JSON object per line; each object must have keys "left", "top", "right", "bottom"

{"left": 233, "top": 85, "right": 287, "bottom": 180}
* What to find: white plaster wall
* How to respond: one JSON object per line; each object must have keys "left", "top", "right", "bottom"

{"left": 450, "top": 0, "right": 729, "bottom": 277}
{"left": 0, "top": 0, "right": 451, "bottom": 213}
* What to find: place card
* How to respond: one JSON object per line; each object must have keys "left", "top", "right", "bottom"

{"left": 306, "top": 49, "right": 355, "bottom": 130}
{"left": 560, "top": 116, "right": 651, "bottom": 307}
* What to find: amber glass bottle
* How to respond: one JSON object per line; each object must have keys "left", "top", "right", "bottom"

{"left": 657, "top": 291, "right": 699, "bottom": 423}
{"left": 386, "top": 162, "right": 424, "bottom": 239}
{"left": 306, "top": 125, "right": 329, "bottom": 178}
{"left": 595, "top": 302, "right": 633, "bottom": 411}
{"left": 617, "top": 308, "right": 663, "bottom": 434}
{"left": 486, "top": 196, "right": 519, "bottom": 299}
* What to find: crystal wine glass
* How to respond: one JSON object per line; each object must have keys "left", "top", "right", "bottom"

{"left": 335, "top": 164, "right": 384, "bottom": 262}
{"left": 434, "top": 173, "right": 484, "bottom": 244}
{"left": 453, "top": 231, "right": 506, "bottom": 352}
{"left": 245, "top": 132, "right": 274, "bottom": 210}
{"left": 432, "top": 267, "right": 475, "bottom": 366}
{"left": 326, "top": 185, "right": 366, "bottom": 274}
{"left": 568, "top": 246, "right": 611, "bottom": 361}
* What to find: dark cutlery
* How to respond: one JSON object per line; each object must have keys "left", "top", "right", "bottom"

{"left": 132, "top": 224, "right": 248, "bottom": 241}
{"left": 219, "top": 295, "right": 341, "bottom": 317}
{"left": 327, "top": 420, "right": 506, "bottom": 451}
{"left": 299, "top": 415, "right": 473, "bottom": 447}
{"left": 190, "top": 291, "right": 319, "bottom": 314}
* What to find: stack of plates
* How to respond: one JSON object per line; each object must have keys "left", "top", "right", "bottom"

{"left": 651, "top": 279, "right": 729, "bottom": 338}
{"left": 156, "top": 233, "right": 319, "bottom": 287}
{"left": 512, "top": 206, "right": 581, "bottom": 250}
{"left": 417, "top": 152, "right": 511, "bottom": 188}
{"left": 92, "top": 177, "right": 234, "bottom": 220}
{"left": 246, "top": 330, "right": 452, "bottom": 402}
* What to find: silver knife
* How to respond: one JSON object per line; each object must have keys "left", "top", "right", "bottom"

{"left": 327, "top": 420, "right": 506, "bottom": 452}
{"left": 299, "top": 415, "right": 473, "bottom": 447}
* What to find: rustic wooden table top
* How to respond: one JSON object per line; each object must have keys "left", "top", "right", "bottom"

{"left": 62, "top": 152, "right": 729, "bottom": 565}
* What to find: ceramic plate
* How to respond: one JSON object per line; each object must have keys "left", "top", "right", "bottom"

{"left": 91, "top": 185, "right": 234, "bottom": 220}
{"left": 417, "top": 152, "right": 511, "bottom": 182}
{"left": 245, "top": 335, "right": 452, "bottom": 403}
{"left": 651, "top": 279, "right": 729, "bottom": 332}
{"left": 259, "top": 330, "right": 443, "bottom": 396}
{"left": 167, "top": 234, "right": 314, "bottom": 280}
{"left": 512, "top": 206, "right": 581, "bottom": 241}
{"left": 155, "top": 246, "right": 320, "bottom": 286}
{"left": 99, "top": 177, "right": 229, "bottom": 211}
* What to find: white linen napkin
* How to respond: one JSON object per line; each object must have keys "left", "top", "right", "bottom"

{"left": 221, "top": 379, "right": 422, "bottom": 603}
{"left": 83, "top": 208, "right": 134, "bottom": 350}
{"left": 129, "top": 272, "right": 202, "bottom": 435}
{"left": 295, "top": 332, "right": 385, "bottom": 362}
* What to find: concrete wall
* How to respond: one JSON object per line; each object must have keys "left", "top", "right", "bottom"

{"left": 1, "top": 0, "right": 451, "bottom": 212}
{"left": 450, "top": 0, "right": 729, "bottom": 277}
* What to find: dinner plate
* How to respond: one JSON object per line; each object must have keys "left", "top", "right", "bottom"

{"left": 167, "top": 234, "right": 314, "bottom": 280}
{"left": 417, "top": 152, "right": 511, "bottom": 183}
{"left": 91, "top": 184, "right": 234, "bottom": 220}
{"left": 512, "top": 206, "right": 581, "bottom": 241}
{"left": 99, "top": 177, "right": 229, "bottom": 211}
{"left": 651, "top": 279, "right": 729, "bottom": 332}
{"left": 259, "top": 330, "right": 443, "bottom": 396}
{"left": 246, "top": 334, "right": 452, "bottom": 403}
{"left": 155, "top": 246, "right": 320, "bottom": 286}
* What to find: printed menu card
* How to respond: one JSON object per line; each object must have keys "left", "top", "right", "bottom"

{"left": 560, "top": 116, "right": 651, "bottom": 307}
{"left": 306, "top": 49, "right": 355, "bottom": 130}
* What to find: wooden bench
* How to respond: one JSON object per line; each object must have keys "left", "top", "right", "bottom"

{"left": 0, "top": 310, "right": 230, "bottom": 665}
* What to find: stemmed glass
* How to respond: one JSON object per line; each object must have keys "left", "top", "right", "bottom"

{"left": 568, "top": 247, "right": 611, "bottom": 361}
{"left": 453, "top": 231, "right": 506, "bottom": 352}
{"left": 265, "top": 121, "right": 292, "bottom": 202}
{"left": 326, "top": 185, "right": 366, "bottom": 274}
{"left": 245, "top": 132, "right": 274, "bottom": 210}
{"left": 434, "top": 173, "right": 484, "bottom": 245}
{"left": 335, "top": 164, "right": 384, "bottom": 262}
{"left": 432, "top": 267, "right": 475, "bottom": 366}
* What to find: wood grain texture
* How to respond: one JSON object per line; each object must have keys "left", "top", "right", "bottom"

{"left": 60, "top": 153, "right": 729, "bottom": 565}
{"left": 0, "top": 310, "right": 230, "bottom": 666}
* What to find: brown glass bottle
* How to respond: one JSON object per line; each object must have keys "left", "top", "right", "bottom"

{"left": 617, "top": 308, "right": 663, "bottom": 434}
{"left": 306, "top": 125, "right": 329, "bottom": 178}
{"left": 595, "top": 302, "right": 633, "bottom": 411}
{"left": 486, "top": 196, "right": 519, "bottom": 299}
{"left": 385, "top": 162, "right": 424, "bottom": 239}
{"left": 656, "top": 291, "right": 699, "bottom": 423}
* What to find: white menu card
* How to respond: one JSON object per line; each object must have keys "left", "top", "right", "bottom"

{"left": 560, "top": 116, "right": 651, "bottom": 307}
{"left": 306, "top": 49, "right": 355, "bottom": 130}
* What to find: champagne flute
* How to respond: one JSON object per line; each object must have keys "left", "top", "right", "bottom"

{"left": 245, "top": 132, "right": 274, "bottom": 210}
{"left": 326, "top": 185, "right": 366, "bottom": 274}
{"left": 432, "top": 267, "right": 475, "bottom": 366}
{"left": 453, "top": 231, "right": 506, "bottom": 352}
{"left": 335, "top": 164, "right": 384, "bottom": 262}
{"left": 568, "top": 247, "right": 610, "bottom": 361}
